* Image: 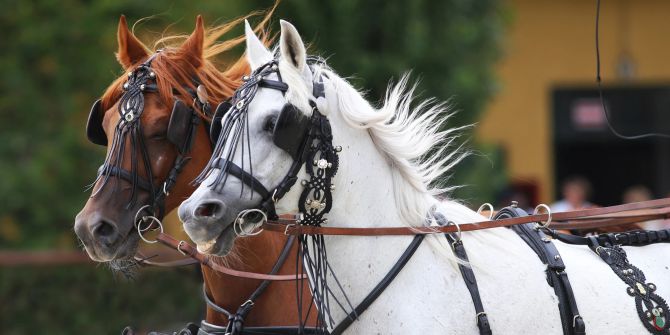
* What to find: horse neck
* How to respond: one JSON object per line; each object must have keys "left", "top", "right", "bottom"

{"left": 328, "top": 114, "right": 406, "bottom": 228}
{"left": 202, "top": 232, "right": 315, "bottom": 326}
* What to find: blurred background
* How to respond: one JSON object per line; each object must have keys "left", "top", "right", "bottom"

{"left": 1, "top": 0, "right": 669, "bottom": 334}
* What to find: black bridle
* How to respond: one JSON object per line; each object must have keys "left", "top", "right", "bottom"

{"left": 87, "top": 52, "right": 209, "bottom": 218}
{"left": 195, "top": 60, "right": 335, "bottom": 223}
{"left": 194, "top": 59, "right": 347, "bottom": 333}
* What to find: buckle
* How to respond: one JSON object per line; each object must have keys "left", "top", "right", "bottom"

{"left": 476, "top": 312, "right": 487, "bottom": 324}
{"left": 284, "top": 224, "right": 296, "bottom": 236}
{"left": 177, "top": 240, "right": 188, "bottom": 256}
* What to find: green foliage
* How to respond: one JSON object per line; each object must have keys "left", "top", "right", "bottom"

{"left": 1, "top": 265, "right": 204, "bottom": 335}
{"left": 0, "top": 0, "right": 507, "bottom": 332}
{"left": 0, "top": 0, "right": 506, "bottom": 248}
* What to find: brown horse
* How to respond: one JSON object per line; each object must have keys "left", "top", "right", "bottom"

{"left": 73, "top": 14, "right": 314, "bottom": 331}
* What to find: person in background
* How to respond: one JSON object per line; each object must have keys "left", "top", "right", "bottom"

{"left": 622, "top": 185, "right": 669, "bottom": 230}
{"left": 551, "top": 176, "right": 595, "bottom": 212}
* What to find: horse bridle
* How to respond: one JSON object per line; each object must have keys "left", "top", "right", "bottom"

{"left": 86, "top": 51, "right": 209, "bottom": 219}
{"left": 195, "top": 59, "right": 337, "bottom": 226}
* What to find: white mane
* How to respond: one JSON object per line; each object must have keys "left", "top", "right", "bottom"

{"left": 278, "top": 57, "right": 470, "bottom": 225}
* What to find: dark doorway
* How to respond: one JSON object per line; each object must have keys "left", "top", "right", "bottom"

{"left": 552, "top": 85, "right": 670, "bottom": 206}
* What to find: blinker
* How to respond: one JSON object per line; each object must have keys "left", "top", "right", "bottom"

{"left": 273, "top": 104, "right": 311, "bottom": 160}
{"left": 86, "top": 99, "right": 107, "bottom": 146}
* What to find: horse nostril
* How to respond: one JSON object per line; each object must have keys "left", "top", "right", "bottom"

{"left": 195, "top": 202, "right": 221, "bottom": 218}
{"left": 95, "top": 221, "right": 115, "bottom": 236}
{"left": 91, "top": 220, "right": 120, "bottom": 246}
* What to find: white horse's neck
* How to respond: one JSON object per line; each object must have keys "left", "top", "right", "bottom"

{"left": 274, "top": 71, "right": 670, "bottom": 334}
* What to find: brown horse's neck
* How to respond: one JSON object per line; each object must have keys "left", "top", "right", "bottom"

{"left": 164, "top": 123, "right": 315, "bottom": 328}
{"left": 202, "top": 233, "right": 315, "bottom": 327}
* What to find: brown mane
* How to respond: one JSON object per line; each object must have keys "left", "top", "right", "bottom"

{"left": 100, "top": 9, "right": 275, "bottom": 120}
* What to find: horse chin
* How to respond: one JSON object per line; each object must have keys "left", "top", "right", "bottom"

{"left": 194, "top": 222, "right": 236, "bottom": 256}
{"left": 84, "top": 231, "right": 140, "bottom": 263}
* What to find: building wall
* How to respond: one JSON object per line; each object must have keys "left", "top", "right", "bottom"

{"left": 477, "top": 0, "right": 670, "bottom": 202}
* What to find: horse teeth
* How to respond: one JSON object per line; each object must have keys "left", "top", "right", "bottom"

{"left": 197, "top": 239, "right": 217, "bottom": 253}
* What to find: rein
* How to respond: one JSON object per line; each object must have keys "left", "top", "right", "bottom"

{"left": 262, "top": 197, "right": 670, "bottom": 237}
{"left": 142, "top": 198, "right": 670, "bottom": 283}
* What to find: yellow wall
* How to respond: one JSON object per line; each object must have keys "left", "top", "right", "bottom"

{"left": 477, "top": 0, "right": 670, "bottom": 202}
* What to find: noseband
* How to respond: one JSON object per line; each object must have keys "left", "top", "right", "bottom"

{"left": 87, "top": 52, "right": 210, "bottom": 218}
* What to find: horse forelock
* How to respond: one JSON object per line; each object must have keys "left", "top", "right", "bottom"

{"left": 100, "top": 8, "right": 277, "bottom": 121}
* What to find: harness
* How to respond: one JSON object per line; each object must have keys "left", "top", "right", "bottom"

{"left": 495, "top": 204, "right": 585, "bottom": 335}
{"left": 550, "top": 229, "right": 670, "bottom": 334}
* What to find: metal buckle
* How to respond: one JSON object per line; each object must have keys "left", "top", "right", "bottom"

{"left": 476, "top": 312, "right": 487, "bottom": 324}
{"left": 284, "top": 224, "right": 296, "bottom": 236}
{"left": 177, "top": 240, "right": 188, "bottom": 256}
{"left": 572, "top": 315, "right": 582, "bottom": 327}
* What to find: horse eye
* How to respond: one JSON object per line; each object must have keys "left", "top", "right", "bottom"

{"left": 263, "top": 115, "right": 277, "bottom": 132}
{"left": 149, "top": 132, "right": 167, "bottom": 141}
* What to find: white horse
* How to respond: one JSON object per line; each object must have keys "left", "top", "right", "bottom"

{"left": 179, "top": 20, "right": 670, "bottom": 334}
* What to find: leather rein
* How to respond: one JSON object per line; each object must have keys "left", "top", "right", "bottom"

{"left": 262, "top": 197, "right": 670, "bottom": 238}
{"left": 145, "top": 198, "right": 670, "bottom": 282}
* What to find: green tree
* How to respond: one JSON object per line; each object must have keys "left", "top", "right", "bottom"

{"left": 0, "top": 0, "right": 507, "bottom": 245}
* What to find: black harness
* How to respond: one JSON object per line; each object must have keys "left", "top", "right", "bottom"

{"left": 495, "top": 204, "right": 585, "bottom": 335}
{"left": 432, "top": 210, "right": 492, "bottom": 335}
{"left": 86, "top": 53, "right": 207, "bottom": 218}
{"left": 550, "top": 229, "right": 670, "bottom": 334}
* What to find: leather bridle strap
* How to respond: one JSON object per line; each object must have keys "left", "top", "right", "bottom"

{"left": 265, "top": 198, "right": 670, "bottom": 236}
{"left": 155, "top": 232, "right": 306, "bottom": 281}
{"left": 211, "top": 157, "right": 272, "bottom": 199}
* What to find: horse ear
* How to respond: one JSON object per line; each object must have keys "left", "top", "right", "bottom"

{"left": 245, "top": 20, "right": 273, "bottom": 70}
{"left": 116, "top": 15, "right": 149, "bottom": 70}
{"left": 177, "top": 15, "right": 205, "bottom": 69}
{"left": 279, "top": 20, "right": 307, "bottom": 73}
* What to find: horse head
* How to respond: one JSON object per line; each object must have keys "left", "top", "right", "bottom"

{"left": 74, "top": 15, "right": 250, "bottom": 262}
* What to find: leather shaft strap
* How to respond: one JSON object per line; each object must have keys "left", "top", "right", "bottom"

{"left": 497, "top": 206, "right": 585, "bottom": 335}
{"left": 433, "top": 211, "right": 492, "bottom": 335}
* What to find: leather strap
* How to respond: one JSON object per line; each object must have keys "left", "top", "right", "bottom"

{"left": 155, "top": 233, "right": 306, "bottom": 281}
{"left": 264, "top": 198, "right": 670, "bottom": 236}
{"left": 548, "top": 229, "right": 670, "bottom": 247}
{"left": 214, "top": 158, "right": 272, "bottom": 200}
{"left": 221, "top": 236, "right": 299, "bottom": 334}
{"left": 433, "top": 212, "right": 491, "bottom": 335}
{"left": 496, "top": 206, "right": 585, "bottom": 335}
